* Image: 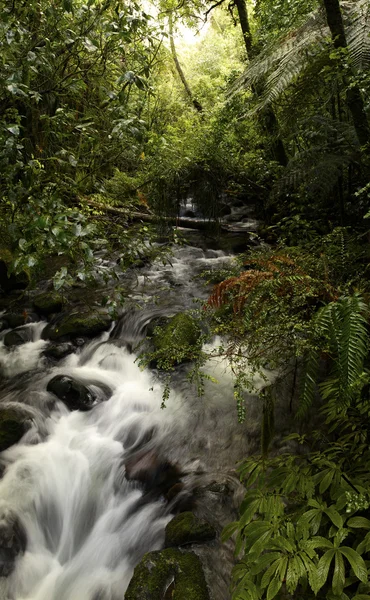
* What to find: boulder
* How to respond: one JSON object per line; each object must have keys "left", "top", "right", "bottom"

{"left": 0, "top": 249, "right": 29, "bottom": 294}
{"left": 47, "top": 375, "right": 95, "bottom": 411}
{"left": 42, "top": 312, "right": 111, "bottom": 341}
{"left": 165, "top": 512, "right": 216, "bottom": 548}
{"left": 151, "top": 313, "right": 202, "bottom": 366}
{"left": 43, "top": 343, "right": 74, "bottom": 360}
{"left": 0, "top": 408, "right": 30, "bottom": 452}
{"left": 33, "top": 292, "right": 63, "bottom": 316}
{"left": 3, "top": 327, "right": 33, "bottom": 348}
{"left": 125, "top": 450, "right": 182, "bottom": 496}
{"left": 0, "top": 509, "right": 27, "bottom": 577}
{"left": 125, "top": 548, "right": 210, "bottom": 600}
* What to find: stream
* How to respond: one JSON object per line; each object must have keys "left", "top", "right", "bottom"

{"left": 0, "top": 239, "right": 263, "bottom": 600}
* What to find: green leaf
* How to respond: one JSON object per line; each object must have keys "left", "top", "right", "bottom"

{"left": 221, "top": 521, "right": 239, "bottom": 542}
{"left": 333, "top": 551, "right": 345, "bottom": 596}
{"left": 266, "top": 577, "right": 282, "bottom": 600}
{"left": 339, "top": 547, "right": 368, "bottom": 583}
{"left": 347, "top": 517, "right": 370, "bottom": 530}
{"left": 326, "top": 507, "right": 343, "bottom": 529}
{"left": 316, "top": 549, "right": 335, "bottom": 593}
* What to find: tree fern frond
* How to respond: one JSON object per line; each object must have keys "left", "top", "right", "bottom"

{"left": 344, "top": 0, "right": 370, "bottom": 71}
{"left": 297, "top": 347, "right": 320, "bottom": 418}
{"left": 229, "top": 10, "right": 328, "bottom": 98}
{"left": 336, "top": 294, "right": 368, "bottom": 393}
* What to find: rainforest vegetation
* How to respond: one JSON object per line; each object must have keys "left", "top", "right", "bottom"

{"left": 1, "top": 0, "right": 370, "bottom": 598}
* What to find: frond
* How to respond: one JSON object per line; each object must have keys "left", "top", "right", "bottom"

{"left": 297, "top": 347, "right": 320, "bottom": 418}
{"left": 343, "top": 0, "right": 370, "bottom": 71}
{"left": 229, "top": 10, "right": 328, "bottom": 104}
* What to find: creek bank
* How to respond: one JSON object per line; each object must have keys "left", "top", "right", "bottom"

{"left": 42, "top": 312, "right": 111, "bottom": 341}
{"left": 125, "top": 548, "right": 210, "bottom": 600}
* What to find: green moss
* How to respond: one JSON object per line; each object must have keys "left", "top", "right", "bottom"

{"left": 0, "top": 409, "right": 28, "bottom": 452}
{"left": 125, "top": 548, "right": 209, "bottom": 600}
{"left": 43, "top": 312, "right": 111, "bottom": 340}
{"left": 33, "top": 292, "right": 63, "bottom": 315}
{"left": 165, "top": 512, "right": 216, "bottom": 548}
{"left": 150, "top": 313, "right": 202, "bottom": 368}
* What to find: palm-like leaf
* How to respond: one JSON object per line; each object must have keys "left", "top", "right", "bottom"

{"left": 344, "top": 0, "right": 370, "bottom": 71}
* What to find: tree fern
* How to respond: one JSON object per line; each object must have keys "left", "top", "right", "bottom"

{"left": 298, "top": 293, "right": 369, "bottom": 417}
{"left": 231, "top": 1, "right": 370, "bottom": 110}
{"left": 344, "top": 0, "right": 370, "bottom": 71}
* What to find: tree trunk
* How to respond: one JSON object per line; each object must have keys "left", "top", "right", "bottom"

{"left": 322, "top": 0, "right": 370, "bottom": 146}
{"left": 168, "top": 13, "right": 203, "bottom": 112}
{"left": 234, "top": 0, "right": 288, "bottom": 166}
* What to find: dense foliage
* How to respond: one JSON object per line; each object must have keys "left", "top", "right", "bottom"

{"left": 1, "top": 0, "right": 370, "bottom": 598}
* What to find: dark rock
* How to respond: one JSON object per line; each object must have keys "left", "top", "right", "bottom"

{"left": 0, "top": 408, "right": 30, "bottom": 452}
{"left": 0, "top": 249, "right": 29, "bottom": 295}
{"left": 165, "top": 484, "right": 194, "bottom": 513}
{"left": 125, "top": 450, "right": 182, "bottom": 496}
{"left": 165, "top": 512, "right": 216, "bottom": 548}
{"left": 184, "top": 210, "right": 196, "bottom": 218}
{"left": 0, "top": 510, "right": 27, "bottom": 577}
{"left": 42, "top": 312, "right": 111, "bottom": 341}
{"left": 4, "top": 313, "right": 25, "bottom": 329}
{"left": 47, "top": 375, "right": 95, "bottom": 411}
{"left": 0, "top": 319, "right": 8, "bottom": 332}
{"left": 3, "top": 327, "right": 33, "bottom": 348}
{"left": 43, "top": 343, "right": 74, "bottom": 360}
{"left": 33, "top": 292, "right": 63, "bottom": 316}
{"left": 74, "top": 337, "right": 86, "bottom": 347}
{"left": 125, "top": 548, "right": 210, "bottom": 600}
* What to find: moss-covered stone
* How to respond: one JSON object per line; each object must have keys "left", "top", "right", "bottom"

{"left": 125, "top": 548, "right": 210, "bottom": 600}
{"left": 165, "top": 512, "right": 216, "bottom": 548}
{"left": 150, "top": 313, "right": 202, "bottom": 367}
{"left": 33, "top": 292, "right": 63, "bottom": 316}
{"left": 0, "top": 249, "right": 29, "bottom": 294}
{"left": 0, "top": 409, "right": 29, "bottom": 452}
{"left": 42, "top": 312, "right": 111, "bottom": 341}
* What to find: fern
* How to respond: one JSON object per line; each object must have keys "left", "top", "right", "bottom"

{"left": 344, "top": 0, "right": 370, "bottom": 71}
{"left": 298, "top": 293, "right": 369, "bottom": 417}
{"left": 231, "top": 2, "right": 370, "bottom": 111}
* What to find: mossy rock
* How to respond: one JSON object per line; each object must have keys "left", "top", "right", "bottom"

{"left": 165, "top": 512, "right": 216, "bottom": 548}
{"left": 0, "top": 408, "right": 29, "bottom": 452}
{"left": 125, "top": 548, "right": 210, "bottom": 600}
{"left": 33, "top": 292, "right": 63, "bottom": 316}
{"left": 0, "top": 249, "right": 29, "bottom": 294}
{"left": 151, "top": 313, "right": 202, "bottom": 367}
{"left": 42, "top": 312, "right": 111, "bottom": 341}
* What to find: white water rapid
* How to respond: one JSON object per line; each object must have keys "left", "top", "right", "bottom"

{"left": 0, "top": 244, "right": 262, "bottom": 600}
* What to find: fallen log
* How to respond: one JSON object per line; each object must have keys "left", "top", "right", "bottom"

{"left": 83, "top": 200, "right": 225, "bottom": 232}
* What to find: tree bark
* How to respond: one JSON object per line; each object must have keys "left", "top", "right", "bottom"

{"left": 234, "top": 0, "right": 288, "bottom": 166}
{"left": 322, "top": 0, "right": 370, "bottom": 146}
{"left": 168, "top": 13, "right": 203, "bottom": 112}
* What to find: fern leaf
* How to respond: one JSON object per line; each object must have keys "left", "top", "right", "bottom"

{"left": 344, "top": 0, "right": 370, "bottom": 71}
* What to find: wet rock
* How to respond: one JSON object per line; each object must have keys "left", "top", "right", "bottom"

{"left": 47, "top": 375, "right": 95, "bottom": 411}
{"left": 0, "top": 249, "right": 29, "bottom": 295}
{"left": 219, "top": 205, "right": 232, "bottom": 216}
{"left": 4, "top": 313, "right": 25, "bottom": 329}
{"left": 0, "top": 408, "right": 30, "bottom": 452}
{"left": 165, "top": 484, "right": 194, "bottom": 513}
{"left": 165, "top": 512, "right": 216, "bottom": 548}
{"left": 0, "top": 509, "right": 27, "bottom": 577}
{"left": 125, "top": 548, "right": 210, "bottom": 600}
{"left": 43, "top": 343, "right": 74, "bottom": 360}
{"left": 3, "top": 327, "right": 33, "bottom": 348}
{"left": 33, "top": 292, "right": 63, "bottom": 316}
{"left": 125, "top": 450, "right": 182, "bottom": 496}
{"left": 42, "top": 312, "right": 111, "bottom": 341}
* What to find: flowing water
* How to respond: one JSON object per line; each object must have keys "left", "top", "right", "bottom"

{"left": 0, "top": 244, "right": 263, "bottom": 600}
